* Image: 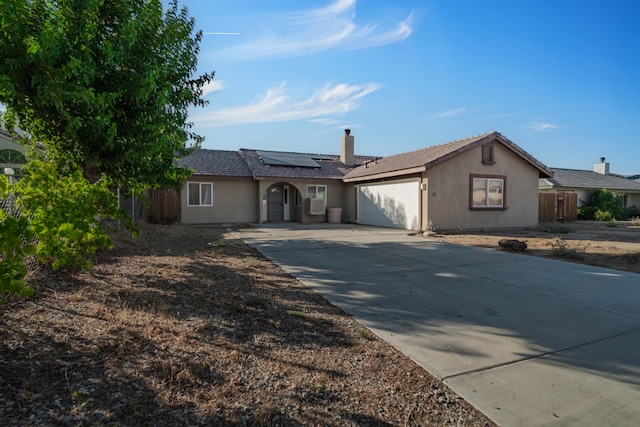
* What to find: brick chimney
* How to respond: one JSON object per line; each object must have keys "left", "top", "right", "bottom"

{"left": 340, "top": 129, "right": 354, "bottom": 165}
{"left": 594, "top": 157, "right": 609, "bottom": 175}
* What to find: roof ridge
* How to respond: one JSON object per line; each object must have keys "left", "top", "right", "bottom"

{"left": 242, "top": 148, "right": 338, "bottom": 157}
{"left": 372, "top": 131, "right": 498, "bottom": 160}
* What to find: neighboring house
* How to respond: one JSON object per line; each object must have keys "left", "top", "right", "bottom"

{"left": 177, "top": 131, "right": 553, "bottom": 230}
{"left": 539, "top": 158, "right": 640, "bottom": 208}
{"left": 0, "top": 128, "right": 28, "bottom": 177}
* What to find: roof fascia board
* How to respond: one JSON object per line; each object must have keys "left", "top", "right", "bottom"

{"left": 492, "top": 134, "right": 554, "bottom": 178}
{"left": 343, "top": 166, "right": 426, "bottom": 182}
{"left": 422, "top": 133, "right": 553, "bottom": 179}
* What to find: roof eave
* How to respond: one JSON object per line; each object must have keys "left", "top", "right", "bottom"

{"left": 492, "top": 133, "right": 554, "bottom": 178}
{"left": 343, "top": 166, "right": 426, "bottom": 183}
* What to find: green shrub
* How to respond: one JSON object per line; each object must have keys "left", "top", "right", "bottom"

{"left": 578, "top": 189, "right": 629, "bottom": 221}
{"left": 594, "top": 209, "right": 613, "bottom": 222}
{"left": 587, "top": 189, "right": 627, "bottom": 220}
{"left": 577, "top": 206, "right": 597, "bottom": 220}
{"left": 15, "top": 160, "right": 135, "bottom": 270}
{"left": 0, "top": 175, "right": 36, "bottom": 303}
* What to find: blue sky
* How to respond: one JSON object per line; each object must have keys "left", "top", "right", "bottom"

{"left": 186, "top": 0, "right": 639, "bottom": 174}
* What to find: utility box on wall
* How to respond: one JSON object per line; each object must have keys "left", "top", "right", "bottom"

{"left": 306, "top": 198, "right": 327, "bottom": 215}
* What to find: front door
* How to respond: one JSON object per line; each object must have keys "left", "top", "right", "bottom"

{"left": 267, "top": 185, "right": 284, "bottom": 222}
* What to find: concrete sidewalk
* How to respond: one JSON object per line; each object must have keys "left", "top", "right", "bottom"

{"left": 235, "top": 223, "right": 640, "bottom": 426}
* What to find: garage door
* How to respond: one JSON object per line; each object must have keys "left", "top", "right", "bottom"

{"left": 357, "top": 180, "right": 420, "bottom": 230}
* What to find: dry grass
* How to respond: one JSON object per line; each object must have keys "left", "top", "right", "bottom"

{"left": 433, "top": 221, "right": 640, "bottom": 274}
{"left": 1, "top": 223, "right": 495, "bottom": 426}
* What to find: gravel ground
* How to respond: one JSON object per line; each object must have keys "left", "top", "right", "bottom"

{"left": 1, "top": 223, "right": 497, "bottom": 426}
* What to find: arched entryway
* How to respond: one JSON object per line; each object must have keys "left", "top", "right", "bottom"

{"left": 266, "top": 183, "right": 302, "bottom": 222}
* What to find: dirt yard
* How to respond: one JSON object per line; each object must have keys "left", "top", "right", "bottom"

{"left": 1, "top": 220, "right": 637, "bottom": 426}
{"left": 429, "top": 221, "right": 640, "bottom": 274}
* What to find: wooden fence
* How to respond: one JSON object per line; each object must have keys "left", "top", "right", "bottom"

{"left": 538, "top": 192, "right": 577, "bottom": 223}
{"left": 145, "top": 188, "right": 181, "bottom": 224}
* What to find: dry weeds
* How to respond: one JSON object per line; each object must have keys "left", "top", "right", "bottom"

{"left": 1, "top": 224, "right": 496, "bottom": 426}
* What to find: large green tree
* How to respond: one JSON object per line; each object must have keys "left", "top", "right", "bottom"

{"left": 0, "top": 0, "right": 213, "bottom": 190}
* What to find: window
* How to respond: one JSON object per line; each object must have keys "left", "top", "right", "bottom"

{"left": 187, "top": 182, "right": 213, "bottom": 206}
{"left": 482, "top": 143, "right": 495, "bottom": 165}
{"left": 0, "top": 149, "right": 27, "bottom": 164}
{"left": 470, "top": 175, "right": 506, "bottom": 210}
{"left": 307, "top": 184, "right": 327, "bottom": 200}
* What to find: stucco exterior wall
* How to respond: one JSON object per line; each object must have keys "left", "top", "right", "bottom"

{"left": 426, "top": 143, "right": 540, "bottom": 230}
{"left": 342, "top": 183, "right": 358, "bottom": 224}
{"left": 626, "top": 193, "right": 640, "bottom": 208}
{"left": 181, "top": 176, "right": 258, "bottom": 224}
{"left": 257, "top": 179, "right": 346, "bottom": 224}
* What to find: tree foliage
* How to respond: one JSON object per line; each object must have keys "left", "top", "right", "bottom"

{"left": 15, "top": 160, "right": 135, "bottom": 270}
{"left": 0, "top": 0, "right": 213, "bottom": 191}
{"left": 0, "top": 175, "right": 35, "bottom": 303}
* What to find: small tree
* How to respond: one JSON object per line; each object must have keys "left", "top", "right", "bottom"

{"left": 15, "top": 160, "right": 135, "bottom": 270}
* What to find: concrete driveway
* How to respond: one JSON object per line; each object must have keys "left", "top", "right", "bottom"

{"left": 235, "top": 223, "right": 640, "bottom": 427}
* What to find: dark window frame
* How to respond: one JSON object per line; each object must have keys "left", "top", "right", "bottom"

{"left": 469, "top": 174, "right": 507, "bottom": 211}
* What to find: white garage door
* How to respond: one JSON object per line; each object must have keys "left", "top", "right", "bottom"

{"left": 357, "top": 180, "right": 420, "bottom": 230}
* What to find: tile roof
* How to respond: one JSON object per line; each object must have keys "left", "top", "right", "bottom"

{"left": 178, "top": 132, "right": 552, "bottom": 183}
{"left": 343, "top": 131, "right": 553, "bottom": 181}
{"left": 539, "top": 168, "right": 640, "bottom": 192}
{"left": 240, "top": 149, "right": 360, "bottom": 180}
{"left": 177, "top": 149, "right": 252, "bottom": 177}
{"left": 178, "top": 148, "right": 367, "bottom": 180}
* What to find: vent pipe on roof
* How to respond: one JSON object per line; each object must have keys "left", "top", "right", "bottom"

{"left": 594, "top": 157, "right": 609, "bottom": 175}
{"left": 341, "top": 129, "right": 354, "bottom": 165}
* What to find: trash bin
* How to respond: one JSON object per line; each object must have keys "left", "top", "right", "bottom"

{"left": 327, "top": 208, "right": 343, "bottom": 224}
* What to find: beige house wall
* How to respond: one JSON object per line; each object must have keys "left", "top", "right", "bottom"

{"left": 342, "top": 183, "right": 358, "bottom": 224}
{"left": 425, "top": 143, "right": 540, "bottom": 230}
{"left": 181, "top": 176, "right": 258, "bottom": 224}
{"left": 257, "top": 179, "right": 346, "bottom": 224}
{"left": 627, "top": 193, "right": 640, "bottom": 208}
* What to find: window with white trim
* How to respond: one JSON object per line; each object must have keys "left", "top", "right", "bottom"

{"left": 470, "top": 175, "right": 506, "bottom": 209}
{"left": 187, "top": 182, "right": 213, "bottom": 206}
{"left": 307, "top": 184, "right": 327, "bottom": 200}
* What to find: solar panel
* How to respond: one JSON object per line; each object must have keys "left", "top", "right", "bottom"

{"left": 310, "top": 154, "right": 333, "bottom": 160}
{"left": 257, "top": 150, "right": 322, "bottom": 168}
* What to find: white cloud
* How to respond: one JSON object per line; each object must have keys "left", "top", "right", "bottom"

{"left": 430, "top": 106, "right": 466, "bottom": 119}
{"left": 201, "top": 80, "right": 224, "bottom": 97}
{"left": 192, "top": 81, "right": 381, "bottom": 128}
{"left": 216, "top": 0, "right": 415, "bottom": 60}
{"left": 526, "top": 118, "right": 566, "bottom": 132}
{"left": 310, "top": 118, "right": 341, "bottom": 125}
